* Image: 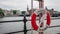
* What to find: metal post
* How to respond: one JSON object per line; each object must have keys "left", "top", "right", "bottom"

{"left": 23, "top": 15, "right": 27, "bottom": 34}
{"left": 39, "top": 0, "right": 44, "bottom": 8}
{"left": 39, "top": 0, "right": 44, "bottom": 34}
{"left": 31, "top": 0, "right": 33, "bottom": 15}
{"left": 31, "top": 0, "right": 33, "bottom": 34}
{"left": 39, "top": 13, "right": 43, "bottom": 34}
{"left": 40, "top": 32, "right": 43, "bottom": 34}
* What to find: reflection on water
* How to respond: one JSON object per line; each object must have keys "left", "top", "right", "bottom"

{"left": 0, "top": 17, "right": 60, "bottom": 34}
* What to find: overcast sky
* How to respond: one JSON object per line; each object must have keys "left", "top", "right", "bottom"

{"left": 0, "top": 0, "right": 60, "bottom": 11}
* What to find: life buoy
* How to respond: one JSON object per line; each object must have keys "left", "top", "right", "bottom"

{"left": 31, "top": 10, "right": 51, "bottom": 32}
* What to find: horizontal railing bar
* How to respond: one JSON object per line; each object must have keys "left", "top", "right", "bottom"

{"left": 57, "top": 33, "right": 60, "bottom": 34}
{"left": 4, "top": 25, "right": 60, "bottom": 34}
{"left": 0, "top": 19, "right": 59, "bottom": 23}
{"left": 0, "top": 20, "right": 23, "bottom": 23}
{"left": 0, "top": 19, "right": 39, "bottom": 23}
{"left": 5, "top": 29, "right": 32, "bottom": 34}
{"left": 0, "top": 20, "right": 39, "bottom": 23}
{"left": 49, "top": 25, "right": 60, "bottom": 28}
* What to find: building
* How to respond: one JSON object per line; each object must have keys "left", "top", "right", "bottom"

{"left": 10, "top": 10, "right": 22, "bottom": 16}
{"left": 3, "top": 9, "right": 13, "bottom": 16}
{"left": 45, "top": 7, "right": 60, "bottom": 17}
{"left": 16, "top": 10, "right": 21, "bottom": 15}
{"left": 27, "top": 7, "right": 60, "bottom": 17}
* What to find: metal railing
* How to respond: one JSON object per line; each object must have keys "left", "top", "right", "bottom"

{"left": 0, "top": 15, "right": 60, "bottom": 34}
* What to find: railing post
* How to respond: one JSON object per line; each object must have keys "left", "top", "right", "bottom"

{"left": 23, "top": 15, "right": 27, "bottom": 34}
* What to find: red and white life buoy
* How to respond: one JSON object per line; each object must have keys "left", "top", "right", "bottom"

{"left": 31, "top": 10, "right": 51, "bottom": 32}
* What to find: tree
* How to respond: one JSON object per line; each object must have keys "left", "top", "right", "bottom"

{"left": 21, "top": 11, "right": 26, "bottom": 15}
{"left": 0, "top": 8, "right": 4, "bottom": 17}
{"left": 0, "top": 8, "right": 2, "bottom": 11}
{"left": 13, "top": 10, "right": 17, "bottom": 15}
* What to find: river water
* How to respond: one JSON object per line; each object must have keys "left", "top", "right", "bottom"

{"left": 0, "top": 17, "right": 60, "bottom": 34}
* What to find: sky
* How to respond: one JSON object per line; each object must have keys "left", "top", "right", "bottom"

{"left": 0, "top": 0, "right": 60, "bottom": 11}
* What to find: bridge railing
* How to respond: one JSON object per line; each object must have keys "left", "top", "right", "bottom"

{"left": 0, "top": 15, "right": 60, "bottom": 34}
